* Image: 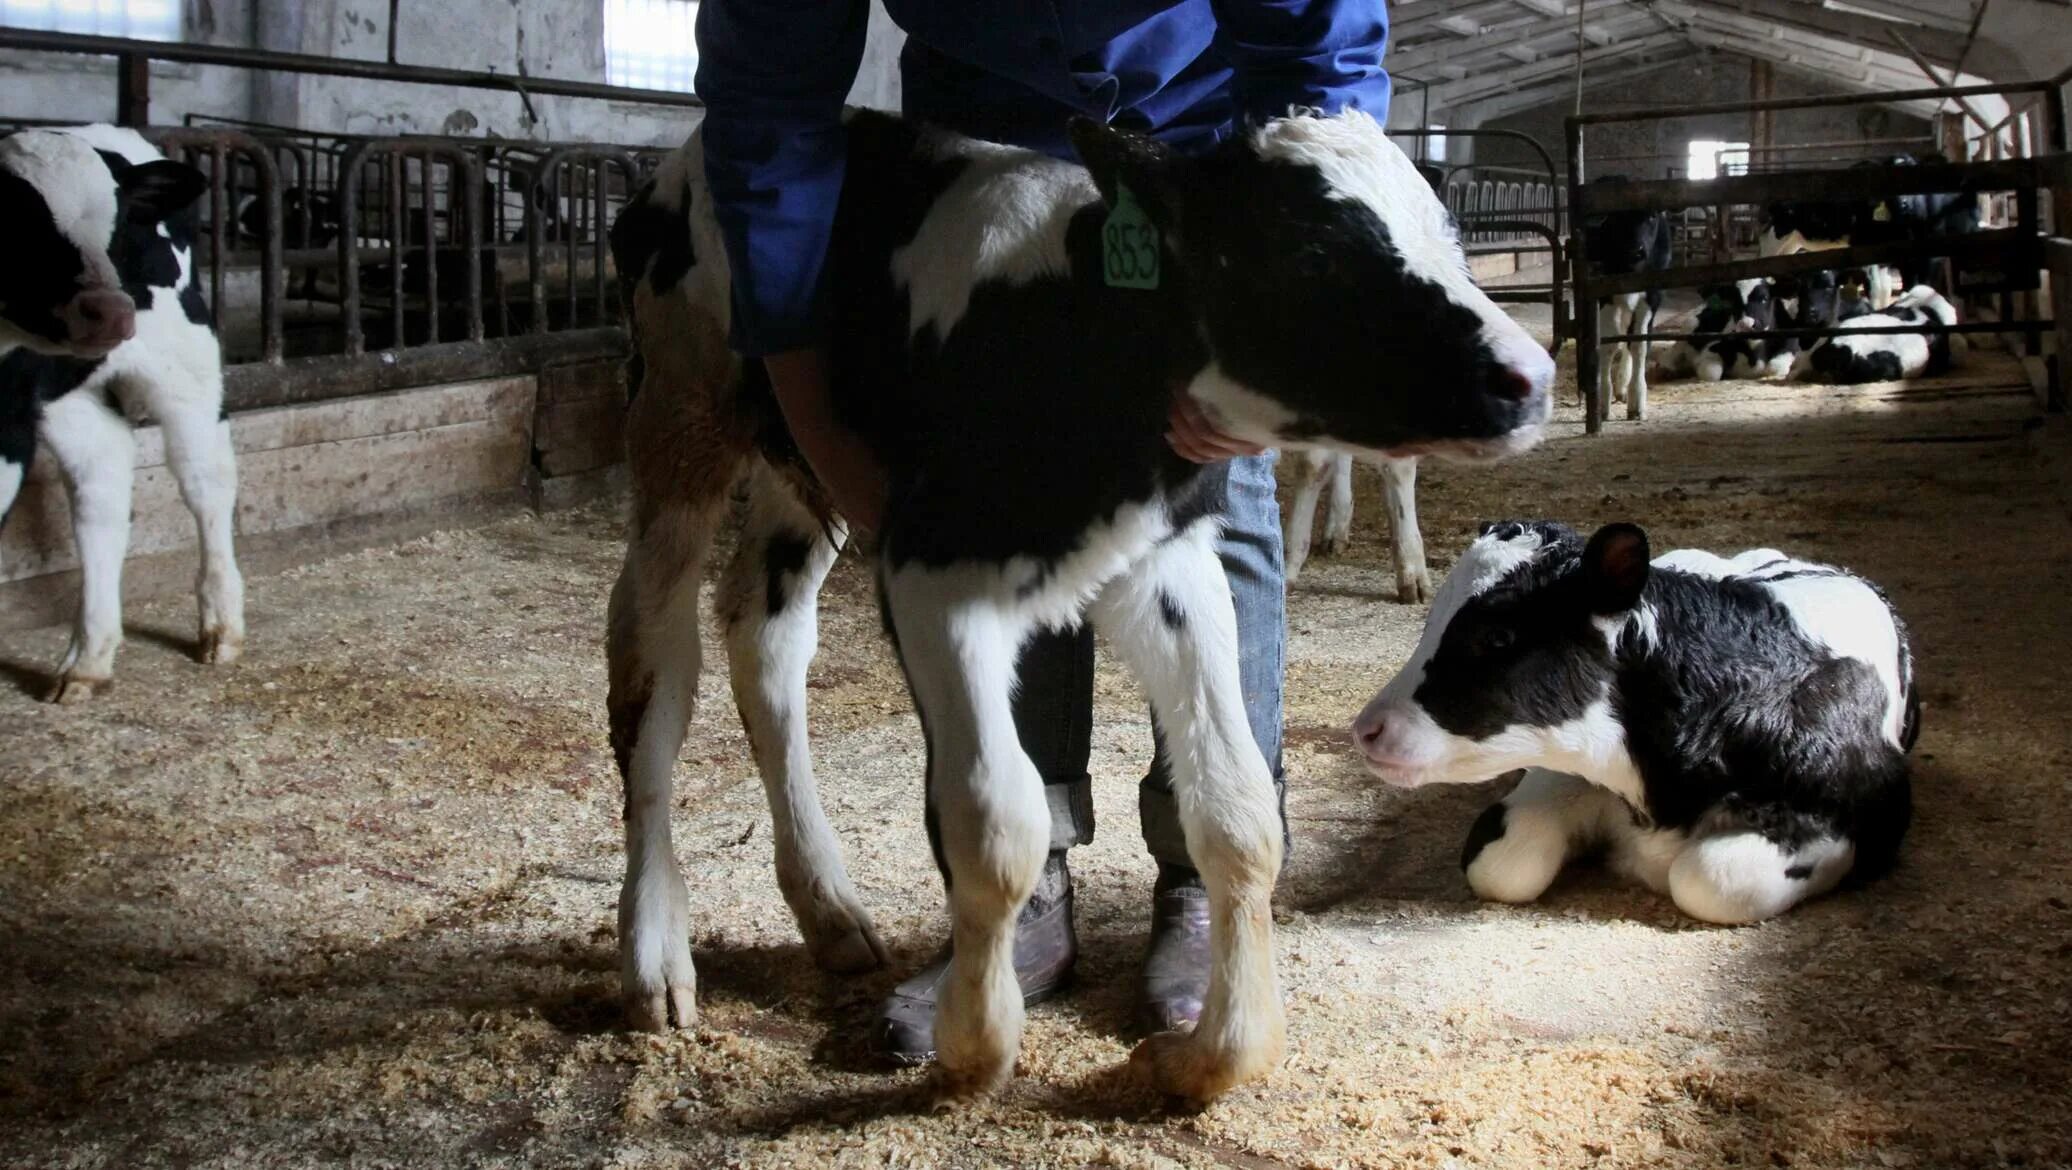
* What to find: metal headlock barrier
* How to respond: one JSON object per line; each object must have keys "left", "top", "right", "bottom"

{"left": 1393, "top": 127, "right": 1571, "bottom": 355}
{"left": 0, "top": 27, "right": 694, "bottom": 413}
{"left": 1565, "top": 72, "right": 2072, "bottom": 433}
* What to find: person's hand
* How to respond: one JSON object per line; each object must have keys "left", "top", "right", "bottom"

{"left": 1166, "top": 384, "right": 1267, "bottom": 464}
{"left": 765, "top": 350, "right": 890, "bottom": 535}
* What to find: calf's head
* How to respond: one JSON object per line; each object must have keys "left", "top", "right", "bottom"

{"left": 0, "top": 130, "right": 206, "bottom": 359}
{"left": 1069, "top": 111, "right": 1552, "bottom": 461}
{"left": 1352, "top": 520, "right": 1653, "bottom": 787}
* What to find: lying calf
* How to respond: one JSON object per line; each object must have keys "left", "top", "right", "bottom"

{"left": 1795, "top": 285, "right": 1957, "bottom": 384}
{"left": 1352, "top": 521, "right": 1916, "bottom": 924}
{"left": 1660, "top": 279, "right": 1797, "bottom": 382}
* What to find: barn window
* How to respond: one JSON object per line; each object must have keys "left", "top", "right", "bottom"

{"left": 605, "top": 0, "right": 700, "bottom": 94}
{"left": 1425, "top": 125, "right": 1448, "bottom": 163}
{"left": 0, "top": 0, "right": 180, "bottom": 41}
{"left": 1686, "top": 139, "right": 1750, "bottom": 180}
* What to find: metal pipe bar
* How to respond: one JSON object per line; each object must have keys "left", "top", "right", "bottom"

{"left": 1603, "top": 319, "right": 2051, "bottom": 343}
{"left": 0, "top": 27, "right": 706, "bottom": 109}
{"left": 1581, "top": 230, "right": 2036, "bottom": 297}
{"left": 1569, "top": 78, "right": 2055, "bottom": 126}
{"left": 389, "top": 154, "right": 405, "bottom": 349}
{"left": 1576, "top": 157, "right": 2055, "bottom": 214}
{"left": 421, "top": 151, "right": 438, "bottom": 346}
{"left": 1390, "top": 127, "right": 1564, "bottom": 193}
{"left": 145, "top": 128, "right": 287, "bottom": 363}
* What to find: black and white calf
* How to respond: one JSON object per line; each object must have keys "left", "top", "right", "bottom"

{"left": 1582, "top": 198, "right": 1673, "bottom": 419}
{"left": 1352, "top": 521, "right": 1916, "bottom": 924}
{"left": 1794, "top": 284, "right": 1958, "bottom": 384}
{"left": 605, "top": 108, "right": 1553, "bottom": 1103}
{"left": 1658, "top": 280, "right": 1792, "bottom": 382}
{"left": 1759, "top": 156, "right": 1981, "bottom": 310}
{"left": 1281, "top": 451, "right": 1427, "bottom": 602}
{"left": 1, "top": 126, "right": 244, "bottom": 701}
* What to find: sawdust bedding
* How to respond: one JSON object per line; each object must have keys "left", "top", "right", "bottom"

{"left": 3, "top": 343, "right": 2070, "bottom": 1169}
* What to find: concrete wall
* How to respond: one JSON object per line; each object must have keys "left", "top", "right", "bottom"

{"left": 0, "top": 0, "right": 905, "bottom": 146}
{"left": 0, "top": 0, "right": 253, "bottom": 125}
{"left": 1475, "top": 54, "right": 1932, "bottom": 179}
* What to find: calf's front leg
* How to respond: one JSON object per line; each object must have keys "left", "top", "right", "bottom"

{"left": 39, "top": 392, "right": 135, "bottom": 702}
{"left": 883, "top": 568, "right": 1050, "bottom": 1098}
{"left": 1090, "top": 523, "right": 1285, "bottom": 1103}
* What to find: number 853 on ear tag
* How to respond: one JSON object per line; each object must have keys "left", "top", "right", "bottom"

{"left": 1103, "top": 183, "right": 1161, "bottom": 290}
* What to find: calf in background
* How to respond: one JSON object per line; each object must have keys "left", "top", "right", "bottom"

{"left": 1, "top": 126, "right": 244, "bottom": 700}
{"left": 1796, "top": 285, "right": 1959, "bottom": 384}
{"left": 1281, "top": 452, "right": 1427, "bottom": 602}
{"left": 1581, "top": 189, "right": 1672, "bottom": 418}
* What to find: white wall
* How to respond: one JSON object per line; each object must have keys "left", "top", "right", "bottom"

{"left": 0, "top": 0, "right": 906, "bottom": 146}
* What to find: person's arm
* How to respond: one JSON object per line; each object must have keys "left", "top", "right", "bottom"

{"left": 1210, "top": 0, "right": 1391, "bottom": 124}
{"left": 696, "top": 0, "right": 889, "bottom": 530}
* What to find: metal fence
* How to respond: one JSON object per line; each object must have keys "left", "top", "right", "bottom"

{"left": 1565, "top": 73, "right": 2072, "bottom": 432}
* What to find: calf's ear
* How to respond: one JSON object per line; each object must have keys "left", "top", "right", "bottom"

{"left": 1067, "top": 116, "right": 1179, "bottom": 223}
{"left": 1581, "top": 523, "right": 1650, "bottom": 613}
{"left": 120, "top": 160, "right": 208, "bottom": 223}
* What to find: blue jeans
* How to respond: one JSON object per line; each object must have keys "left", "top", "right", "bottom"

{"left": 1013, "top": 451, "right": 1288, "bottom": 868}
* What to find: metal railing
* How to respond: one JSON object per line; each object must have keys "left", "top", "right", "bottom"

{"left": 1565, "top": 74, "right": 2072, "bottom": 432}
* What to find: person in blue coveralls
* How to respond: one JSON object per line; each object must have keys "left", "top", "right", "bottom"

{"left": 693, "top": 0, "right": 1390, "bottom": 1064}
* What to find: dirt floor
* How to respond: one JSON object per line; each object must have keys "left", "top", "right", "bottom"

{"left": 4, "top": 327, "right": 2071, "bottom": 1169}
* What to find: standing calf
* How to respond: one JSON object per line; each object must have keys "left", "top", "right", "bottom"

{"left": 1, "top": 126, "right": 244, "bottom": 700}
{"left": 1280, "top": 451, "right": 1427, "bottom": 602}
{"left": 1582, "top": 196, "right": 1672, "bottom": 419}
{"left": 606, "top": 108, "right": 1553, "bottom": 1102}
{"left": 1352, "top": 521, "right": 1915, "bottom": 924}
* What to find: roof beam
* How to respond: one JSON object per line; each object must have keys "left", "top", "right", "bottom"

{"left": 1816, "top": 0, "right": 1974, "bottom": 33}
{"left": 1430, "top": 31, "right": 1686, "bottom": 105}
{"left": 1887, "top": 28, "right": 1994, "bottom": 129}
{"left": 1672, "top": 0, "right": 1976, "bottom": 67}
{"left": 1456, "top": 52, "right": 1702, "bottom": 120}
{"left": 1387, "top": 3, "right": 1652, "bottom": 73}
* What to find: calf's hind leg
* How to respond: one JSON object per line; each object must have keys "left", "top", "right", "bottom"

{"left": 608, "top": 485, "right": 723, "bottom": 1031}
{"left": 1090, "top": 522, "right": 1285, "bottom": 1102}
{"left": 1280, "top": 449, "right": 1329, "bottom": 582}
{"left": 1667, "top": 804, "right": 1854, "bottom": 925}
{"left": 1379, "top": 457, "right": 1428, "bottom": 604}
{"left": 717, "top": 464, "right": 884, "bottom": 974}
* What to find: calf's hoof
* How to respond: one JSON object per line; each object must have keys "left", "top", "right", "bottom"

{"left": 624, "top": 980, "right": 698, "bottom": 1033}
{"left": 620, "top": 873, "right": 699, "bottom": 1031}
{"left": 44, "top": 672, "right": 111, "bottom": 704}
{"left": 793, "top": 875, "right": 890, "bottom": 975}
{"left": 199, "top": 627, "right": 244, "bottom": 665}
{"left": 929, "top": 1051, "right": 1015, "bottom": 1103}
{"left": 1129, "top": 1027, "right": 1282, "bottom": 1105}
{"left": 1396, "top": 567, "right": 1432, "bottom": 605}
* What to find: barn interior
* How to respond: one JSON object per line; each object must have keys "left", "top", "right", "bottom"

{"left": 2, "top": 2, "right": 2070, "bottom": 1167}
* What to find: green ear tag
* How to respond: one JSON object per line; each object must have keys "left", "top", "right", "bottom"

{"left": 1103, "top": 183, "right": 1160, "bottom": 290}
